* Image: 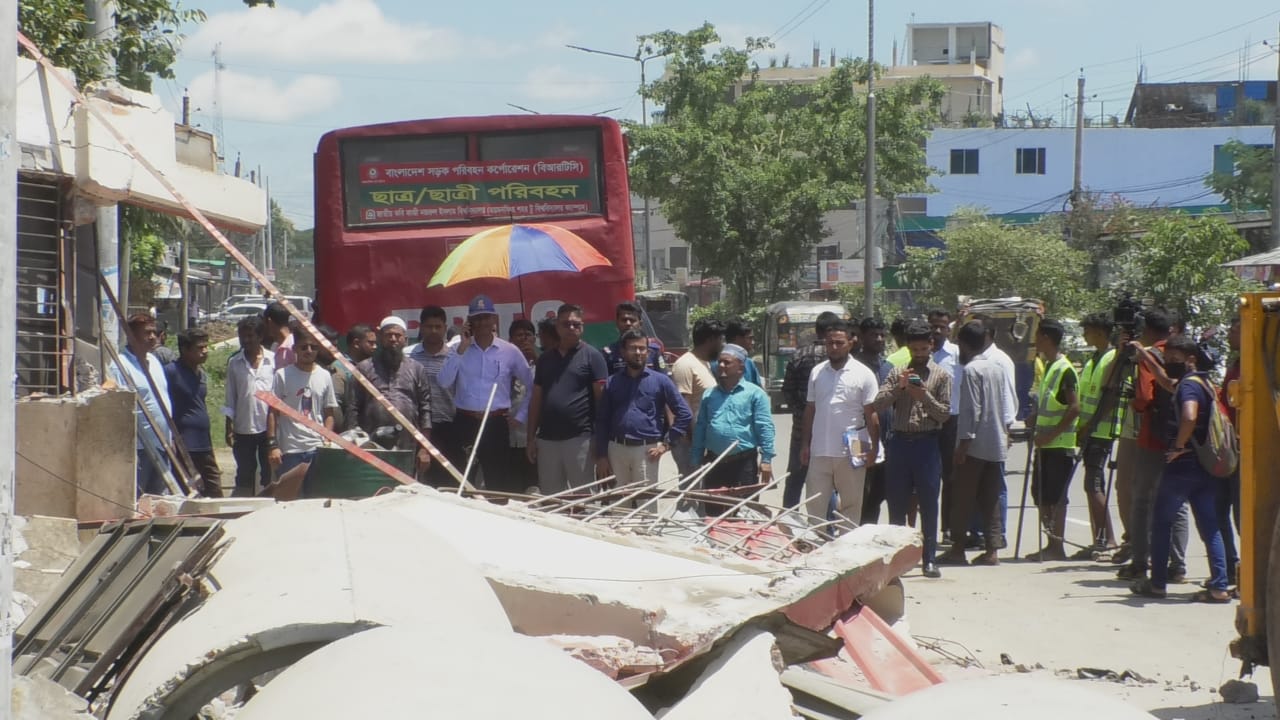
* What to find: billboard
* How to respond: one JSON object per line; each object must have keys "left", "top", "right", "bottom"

{"left": 819, "top": 259, "right": 866, "bottom": 289}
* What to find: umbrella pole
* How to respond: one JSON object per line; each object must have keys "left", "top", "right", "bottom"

{"left": 518, "top": 274, "right": 526, "bottom": 318}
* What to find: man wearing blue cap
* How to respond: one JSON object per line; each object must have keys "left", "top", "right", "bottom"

{"left": 439, "top": 294, "right": 534, "bottom": 492}
{"left": 692, "top": 342, "right": 775, "bottom": 511}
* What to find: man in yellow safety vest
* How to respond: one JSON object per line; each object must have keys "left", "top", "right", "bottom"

{"left": 1029, "top": 318, "right": 1080, "bottom": 562}
{"left": 1074, "top": 312, "right": 1120, "bottom": 557}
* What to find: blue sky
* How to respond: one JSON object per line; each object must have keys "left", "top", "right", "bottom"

{"left": 162, "top": 0, "right": 1280, "bottom": 230}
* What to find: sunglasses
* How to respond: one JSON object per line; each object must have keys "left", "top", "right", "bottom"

{"left": 295, "top": 342, "right": 320, "bottom": 351}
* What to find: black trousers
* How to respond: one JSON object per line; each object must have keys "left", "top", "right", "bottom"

{"left": 422, "top": 420, "right": 468, "bottom": 488}
{"left": 937, "top": 417, "right": 958, "bottom": 524}
{"left": 189, "top": 450, "right": 224, "bottom": 498}
{"left": 232, "top": 432, "right": 271, "bottom": 495}
{"left": 702, "top": 449, "right": 758, "bottom": 515}
{"left": 453, "top": 412, "right": 517, "bottom": 493}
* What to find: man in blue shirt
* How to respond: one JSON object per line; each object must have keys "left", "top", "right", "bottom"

{"left": 595, "top": 329, "right": 692, "bottom": 486}
{"left": 164, "top": 328, "right": 222, "bottom": 497}
{"left": 601, "top": 301, "right": 666, "bottom": 376}
{"left": 692, "top": 343, "right": 776, "bottom": 511}
{"left": 724, "top": 318, "right": 762, "bottom": 386}
{"left": 439, "top": 294, "right": 534, "bottom": 492}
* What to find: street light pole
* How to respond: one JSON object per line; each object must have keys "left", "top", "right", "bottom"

{"left": 863, "top": 0, "right": 876, "bottom": 317}
{"left": 567, "top": 43, "right": 668, "bottom": 290}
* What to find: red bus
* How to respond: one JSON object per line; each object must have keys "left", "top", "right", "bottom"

{"left": 313, "top": 115, "right": 635, "bottom": 346}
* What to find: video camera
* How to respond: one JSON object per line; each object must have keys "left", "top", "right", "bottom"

{"left": 1113, "top": 292, "right": 1144, "bottom": 359}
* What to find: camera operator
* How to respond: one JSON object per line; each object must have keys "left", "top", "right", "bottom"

{"left": 1115, "top": 308, "right": 1191, "bottom": 583}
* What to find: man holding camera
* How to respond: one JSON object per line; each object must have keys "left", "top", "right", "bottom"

{"left": 874, "top": 320, "right": 951, "bottom": 578}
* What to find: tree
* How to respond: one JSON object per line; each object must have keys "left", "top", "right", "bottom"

{"left": 19, "top": 0, "right": 205, "bottom": 91}
{"left": 1120, "top": 212, "right": 1254, "bottom": 331}
{"left": 1061, "top": 192, "right": 1144, "bottom": 289}
{"left": 627, "top": 24, "right": 942, "bottom": 310}
{"left": 908, "top": 211, "right": 1094, "bottom": 315}
{"left": 1205, "top": 139, "right": 1273, "bottom": 213}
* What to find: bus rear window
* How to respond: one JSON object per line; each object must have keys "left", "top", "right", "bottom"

{"left": 342, "top": 128, "right": 602, "bottom": 228}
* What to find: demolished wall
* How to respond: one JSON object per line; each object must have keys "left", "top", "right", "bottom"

{"left": 16, "top": 389, "right": 135, "bottom": 522}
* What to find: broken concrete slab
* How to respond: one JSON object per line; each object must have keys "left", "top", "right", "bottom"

{"left": 365, "top": 486, "right": 920, "bottom": 671}
{"left": 12, "top": 515, "right": 80, "bottom": 607}
{"left": 233, "top": 625, "right": 654, "bottom": 720}
{"left": 860, "top": 675, "right": 1156, "bottom": 719}
{"left": 547, "top": 634, "right": 666, "bottom": 679}
{"left": 659, "top": 629, "right": 796, "bottom": 720}
{"left": 106, "top": 500, "right": 510, "bottom": 720}
{"left": 12, "top": 675, "right": 94, "bottom": 720}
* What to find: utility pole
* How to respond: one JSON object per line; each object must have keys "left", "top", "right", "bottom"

{"left": 88, "top": 0, "right": 120, "bottom": 346}
{"left": 863, "top": 0, "right": 876, "bottom": 317}
{"left": 181, "top": 88, "right": 190, "bottom": 126}
{"left": 2, "top": 0, "right": 19, "bottom": 710}
{"left": 1072, "top": 70, "right": 1085, "bottom": 205}
{"left": 263, "top": 175, "right": 271, "bottom": 271}
{"left": 565, "top": 43, "right": 668, "bottom": 291}
{"left": 179, "top": 228, "right": 189, "bottom": 330}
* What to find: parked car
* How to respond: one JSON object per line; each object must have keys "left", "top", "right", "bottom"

{"left": 217, "top": 302, "right": 267, "bottom": 323}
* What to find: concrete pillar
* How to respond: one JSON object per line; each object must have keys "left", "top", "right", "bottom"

{"left": 947, "top": 26, "right": 957, "bottom": 65}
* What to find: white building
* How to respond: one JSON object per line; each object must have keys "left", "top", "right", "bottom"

{"left": 911, "top": 125, "right": 1275, "bottom": 219}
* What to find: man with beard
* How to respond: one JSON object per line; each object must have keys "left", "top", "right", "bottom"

{"left": 801, "top": 321, "right": 880, "bottom": 531}
{"left": 347, "top": 316, "right": 433, "bottom": 471}
{"left": 408, "top": 306, "right": 462, "bottom": 487}
{"left": 596, "top": 329, "right": 692, "bottom": 486}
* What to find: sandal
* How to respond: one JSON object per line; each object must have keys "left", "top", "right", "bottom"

{"left": 1130, "top": 579, "right": 1167, "bottom": 598}
{"left": 1191, "top": 589, "right": 1231, "bottom": 604}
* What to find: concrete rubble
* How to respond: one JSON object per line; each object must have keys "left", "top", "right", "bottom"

{"left": 659, "top": 629, "right": 797, "bottom": 720}
{"left": 72, "top": 483, "right": 924, "bottom": 718}
{"left": 12, "top": 675, "right": 95, "bottom": 720}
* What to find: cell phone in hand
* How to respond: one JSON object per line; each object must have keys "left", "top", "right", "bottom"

{"left": 909, "top": 374, "right": 923, "bottom": 386}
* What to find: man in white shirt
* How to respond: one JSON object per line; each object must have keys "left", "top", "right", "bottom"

{"left": 223, "top": 315, "right": 276, "bottom": 496}
{"left": 108, "top": 313, "right": 173, "bottom": 496}
{"left": 801, "top": 320, "right": 881, "bottom": 531}
{"left": 670, "top": 319, "right": 724, "bottom": 476}
{"left": 970, "top": 313, "right": 1020, "bottom": 548}
{"left": 928, "top": 309, "right": 962, "bottom": 538}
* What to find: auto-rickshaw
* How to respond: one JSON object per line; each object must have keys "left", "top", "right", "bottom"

{"left": 637, "top": 290, "right": 691, "bottom": 357}
{"left": 762, "top": 301, "right": 849, "bottom": 412}
{"left": 959, "top": 297, "right": 1044, "bottom": 421}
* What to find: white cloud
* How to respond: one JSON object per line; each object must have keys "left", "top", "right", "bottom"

{"left": 523, "top": 65, "right": 618, "bottom": 103}
{"left": 188, "top": 70, "right": 341, "bottom": 122}
{"left": 1011, "top": 48, "right": 1040, "bottom": 71}
{"left": 185, "top": 0, "right": 462, "bottom": 65}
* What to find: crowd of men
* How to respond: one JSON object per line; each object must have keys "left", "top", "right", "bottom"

{"left": 110, "top": 294, "right": 1237, "bottom": 599}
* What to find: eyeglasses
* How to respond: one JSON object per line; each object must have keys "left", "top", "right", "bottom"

{"left": 295, "top": 343, "right": 320, "bottom": 351}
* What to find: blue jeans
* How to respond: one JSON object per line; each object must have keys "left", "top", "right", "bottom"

{"left": 886, "top": 433, "right": 943, "bottom": 565}
{"left": 1217, "top": 469, "right": 1240, "bottom": 569}
{"left": 136, "top": 447, "right": 170, "bottom": 496}
{"left": 784, "top": 425, "right": 808, "bottom": 508}
{"left": 1150, "top": 460, "right": 1227, "bottom": 591}
{"left": 279, "top": 450, "right": 318, "bottom": 488}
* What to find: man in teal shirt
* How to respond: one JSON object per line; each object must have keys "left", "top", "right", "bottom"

{"left": 692, "top": 343, "right": 776, "bottom": 509}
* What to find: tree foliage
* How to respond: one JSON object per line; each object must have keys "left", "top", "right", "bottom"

{"left": 1061, "top": 192, "right": 1144, "bottom": 288}
{"left": 627, "top": 23, "right": 943, "bottom": 310}
{"left": 907, "top": 211, "right": 1094, "bottom": 316}
{"left": 19, "top": 0, "right": 205, "bottom": 91}
{"left": 1119, "top": 212, "right": 1254, "bottom": 330}
{"left": 1205, "top": 140, "right": 1273, "bottom": 212}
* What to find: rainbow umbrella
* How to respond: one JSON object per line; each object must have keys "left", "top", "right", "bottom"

{"left": 428, "top": 223, "right": 611, "bottom": 287}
